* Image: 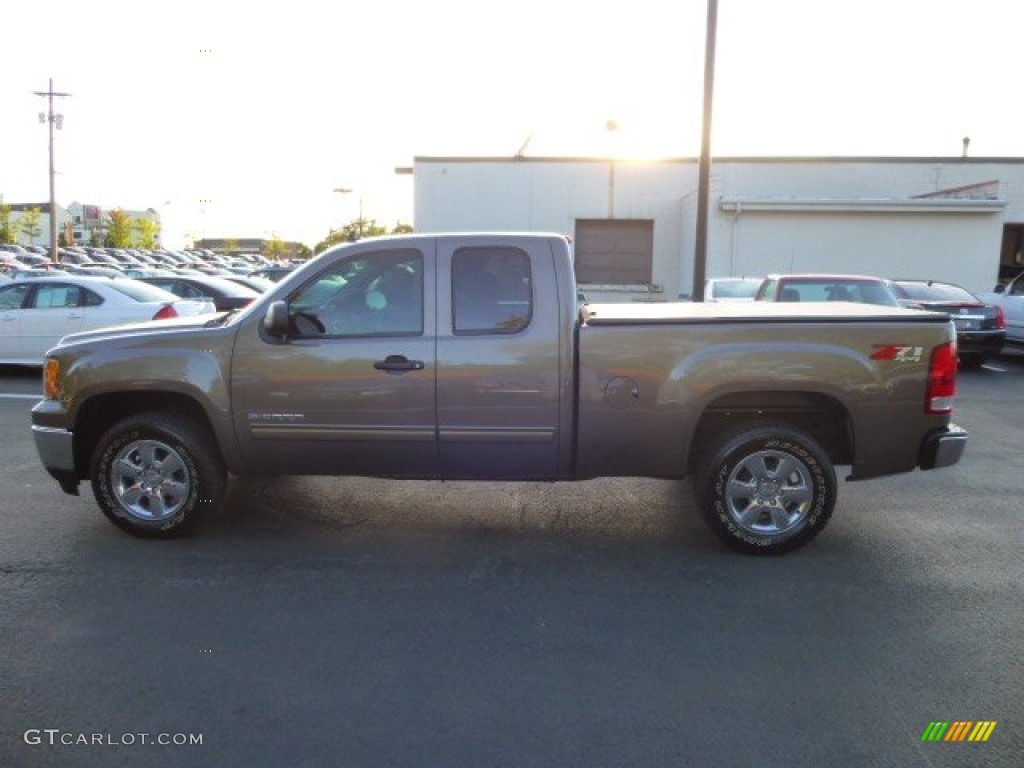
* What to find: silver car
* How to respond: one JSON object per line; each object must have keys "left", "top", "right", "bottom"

{"left": 0, "top": 276, "right": 215, "bottom": 365}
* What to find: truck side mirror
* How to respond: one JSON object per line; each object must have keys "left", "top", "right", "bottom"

{"left": 263, "top": 300, "right": 290, "bottom": 337}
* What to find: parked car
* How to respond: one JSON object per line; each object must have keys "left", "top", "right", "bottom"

{"left": 0, "top": 257, "right": 28, "bottom": 273}
{"left": 248, "top": 265, "right": 296, "bottom": 282}
{"left": 135, "top": 274, "right": 261, "bottom": 311}
{"left": 11, "top": 268, "right": 71, "bottom": 279}
{"left": 120, "top": 267, "right": 178, "bottom": 279}
{"left": 977, "top": 272, "right": 1024, "bottom": 345}
{"left": 754, "top": 274, "right": 902, "bottom": 307}
{"left": 703, "top": 277, "right": 762, "bottom": 302}
{"left": 890, "top": 279, "right": 1005, "bottom": 367}
{"left": 223, "top": 274, "right": 276, "bottom": 293}
{"left": 63, "top": 265, "right": 125, "bottom": 279}
{"left": 0, "top": 276, "right": 216, "bottom": 365}
{"left": 16, "top": 253, "right": 50, "bottom": 267}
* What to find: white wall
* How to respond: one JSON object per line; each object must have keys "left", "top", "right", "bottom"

{"left": 716, "top": 211, "right": 1001, "bottom": 294}
{"left": 414, "top": 157, "right": 1024, "bottom": 298}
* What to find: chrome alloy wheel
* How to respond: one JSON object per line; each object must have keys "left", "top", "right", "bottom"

{"left": 724, "top": 449, "right": 815, "bottom": 536}
{"left": 110, "top": 439, "right": 190, "bottom": 521}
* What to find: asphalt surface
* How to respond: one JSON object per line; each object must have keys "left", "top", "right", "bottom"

{"left": 1, "top": 353, "right": 1022, "bottom": 768}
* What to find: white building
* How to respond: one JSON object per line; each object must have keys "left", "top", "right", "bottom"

{"left": 65, "top": 202, "right": 162, "bottom": 247}
{"left": 412, "top": 156, "right": 1024, "bottom": 300}
{"left": 2, "top": 202, "right": 72, "bottom": 248}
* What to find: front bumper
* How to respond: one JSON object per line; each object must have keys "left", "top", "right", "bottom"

{"left": 31, "top": 425, "right": 81, "bottom": 495}
{"left": 918, "top": 423, "right": 968, "bottom": 470}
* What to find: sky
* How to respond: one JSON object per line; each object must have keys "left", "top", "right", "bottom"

{"left": 2, "top": 0, "right": 1022, "bottom": 248}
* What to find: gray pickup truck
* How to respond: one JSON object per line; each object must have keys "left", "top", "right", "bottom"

{"left": 31, "top": 233, "right": 967, "bottom": 554}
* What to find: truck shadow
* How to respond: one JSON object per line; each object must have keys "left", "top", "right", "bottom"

{"left": 212, "top": 474, "right": 710, "bottom": 548}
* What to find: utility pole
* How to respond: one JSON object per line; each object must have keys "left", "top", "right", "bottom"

{"left": 33, "top": 78, "right": 72, "bottom": 262}
{"left": 692, "top": 0, "right": 718, "bottom": 301}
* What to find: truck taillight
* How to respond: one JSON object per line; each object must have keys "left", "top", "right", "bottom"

{"left": 152, "top": 304, "right": 178, "bottom": 320}
{"left": 925, "top": 341, "right": 957, "bottom": 414}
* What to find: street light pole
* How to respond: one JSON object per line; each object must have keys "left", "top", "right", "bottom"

{"left": 606, "top": 120, "right": 620, "bottom": 219}
{"left": 33, "top": 78, "right": 71, "bottom": 262}
{"left": 333, "top": 187, "right": 363, "bottom": 238}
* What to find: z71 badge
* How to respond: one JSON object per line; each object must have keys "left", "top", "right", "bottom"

{"left": 871, "top": 345, "right": 924, "bottom": 362}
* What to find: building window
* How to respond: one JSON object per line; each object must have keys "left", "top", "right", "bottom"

{"left": 573, "top": 219, "right": 654, "bottom": 285}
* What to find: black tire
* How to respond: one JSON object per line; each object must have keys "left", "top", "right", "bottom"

{"left": 695, "top": 423, "right": 836, "bottom": 555}
{"left": 90, "top": 411, "right": 226, "bottom": 538}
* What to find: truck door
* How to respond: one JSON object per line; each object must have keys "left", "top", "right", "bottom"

{"left": 436, "top": 237, "right": 565, "bottom": 479}
{"left": 230, "top": 243, "right": 439, "bottom": 477}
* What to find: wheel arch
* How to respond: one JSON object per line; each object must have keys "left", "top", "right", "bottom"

{"left": 688, "top": 390, "right": 853, "bottom": 475}
{"left": 73, "top": 391, "right": 225, "bottom": 478}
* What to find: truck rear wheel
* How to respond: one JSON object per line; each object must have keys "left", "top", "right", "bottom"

{"left": 695, "top": 424, "right": 836, "bottom": 555}
{"left": 90, "top": 412, "right": 226, "bottom": 537}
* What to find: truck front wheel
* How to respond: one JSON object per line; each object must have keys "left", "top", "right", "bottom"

{"left": 90, "top": 412, "right": 226, "bottom": 537}
{"left": 696, "top": 424, "right": 836, "bottom": 555}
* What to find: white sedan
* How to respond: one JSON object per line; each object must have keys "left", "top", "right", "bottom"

{"left": 0, "top": 276, "right": 216, "bottom": 365}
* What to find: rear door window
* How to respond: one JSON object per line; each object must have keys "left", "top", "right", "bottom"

{"left": 451, "top": 247, "right": 532, "bottom": 334}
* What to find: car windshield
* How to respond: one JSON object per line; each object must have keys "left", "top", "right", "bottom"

{"left": 711, "top": 279, "right": 761, "bottom": 299}
{"left": 782, "top": 280, "right": 901, "bottom": 306}
{"left": 893, "top": 282, "right": 978, "bottom": 304}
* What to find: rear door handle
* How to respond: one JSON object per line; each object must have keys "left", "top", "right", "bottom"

{"left": 374, "top": 355, "right": 425, "bottom": 373}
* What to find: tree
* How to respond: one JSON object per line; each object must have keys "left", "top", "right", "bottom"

{"left": 0, "top": 205, "right": 14, "bottom": 244}
{"left": 19, "top": 207, "right": 43, "bottom": 245}
{"left": 262, "top": 232, "right": 287, "bottom": 261}
{"left": 223, "top": 238, "right": 241, "bottom": 255}
{"left": 313, "top": 217, "right": 410, "bottom": 254}
{"left": 313, "top": 228, "right": 348, "bottom": 255}
{"left": 105, "top": 209, "right": 133, "bottom": 247}
{"left": 133, "top": 218, "right": 159, "bottom": 249}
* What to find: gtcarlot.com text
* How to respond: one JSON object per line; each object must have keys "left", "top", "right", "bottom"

{"left": 24, "top": 729, "right": 202, "bottom": 747}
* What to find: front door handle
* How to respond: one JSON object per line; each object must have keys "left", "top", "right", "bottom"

{"left": 374, "top": 355, "right": 425, "bottom": 373}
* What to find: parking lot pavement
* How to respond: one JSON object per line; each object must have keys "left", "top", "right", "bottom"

{"left": 0, "top": 354, "right": 1022, "bottom": 767}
